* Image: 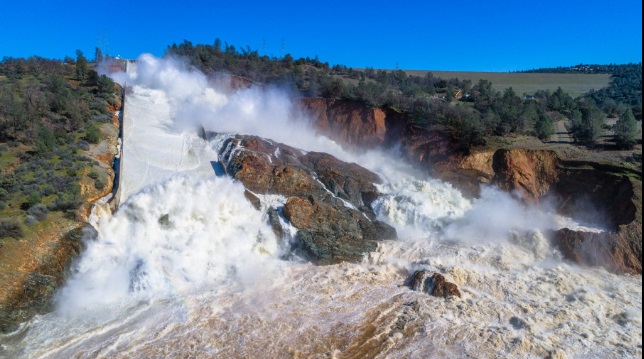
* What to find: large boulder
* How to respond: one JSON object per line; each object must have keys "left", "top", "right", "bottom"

{"left": 300, "top": 151, "right": 381, "bottom": 218}
{"left": 282, "top": 196, "right": 393, "bottom": 264}
{"left": 409, "top": 270, "right": 461, "bottom": 298}
{"left": 215, "top": 134, "right": 397, "bottom": 264}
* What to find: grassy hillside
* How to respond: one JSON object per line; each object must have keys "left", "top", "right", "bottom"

{"left": 402, "top": 70, "right": 611, "bottom": 98}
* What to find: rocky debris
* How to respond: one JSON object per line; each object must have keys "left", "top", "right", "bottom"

{"left": 215, "top": 134, "right": 397, "bottom": 264}
{"left": 409, "top": 270, "right": 461, "bottom": 298}
{"left": 428, "top": 273, "right": 462, "bottom": 298}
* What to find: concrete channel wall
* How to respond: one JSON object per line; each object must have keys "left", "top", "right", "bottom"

{"left": 108, "top": 82, "right": 126, "bottom": 212}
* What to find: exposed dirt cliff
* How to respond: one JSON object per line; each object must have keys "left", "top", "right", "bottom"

{"left": 492, "top": 149, "right": 560, "bottom": 201}
{"left": 298, "top": 98, "right": 406, "bottom": 149}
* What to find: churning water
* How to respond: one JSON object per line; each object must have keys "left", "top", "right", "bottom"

{"left": 0, "top": 55, "right": 640, "bottom": 359}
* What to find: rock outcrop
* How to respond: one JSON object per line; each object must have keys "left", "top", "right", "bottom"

{"left": 215, "top": 134, "right": 397, "bottom": 264}
{"left": 491, "top": 149, "right": 560, "bottom": 201}
{"left": 298, "top": 98, "right": 406, "bottom": 149}
{"left": 494, "top": 157, "right": 642, "bottom": 274}
{"left": 409, "top": 270, "right": 461, "bottom": 298}
{"left": 0, "top": 227, "right": 84, "bottom": 332}
{"left": 553, "top": 223, "right": 642, "bottom": 274}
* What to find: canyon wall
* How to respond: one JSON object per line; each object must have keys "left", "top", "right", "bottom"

{"left": 299, "top": 98, "right": 642, "bottom": 274}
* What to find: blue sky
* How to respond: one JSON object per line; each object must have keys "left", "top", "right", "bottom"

{"left": 1, "top": 0, "right": 641, "bottom": 71}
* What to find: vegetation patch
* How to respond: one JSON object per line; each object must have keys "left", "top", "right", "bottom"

{"left": 167, "top": 40, "right": 641, "bottom": 153}
{"left": 0, "top": 53, "right": 119, "bottom": 238}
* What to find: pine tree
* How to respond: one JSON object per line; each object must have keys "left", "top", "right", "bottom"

{"left": 75, "top": 50, "right": 88, "bottom": 81}
{"left": 614, "top": 108, "right": 638, "bottom": 149}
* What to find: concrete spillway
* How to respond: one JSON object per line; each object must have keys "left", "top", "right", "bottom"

{"left": 118, "top": 85, "right": 218, "bottom": 204}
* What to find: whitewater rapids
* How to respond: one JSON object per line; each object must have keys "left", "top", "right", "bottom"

{"left": 0, "top": 55, "right": 640, "bottom": 359}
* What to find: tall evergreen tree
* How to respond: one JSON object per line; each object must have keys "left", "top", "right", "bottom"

{"left": 534, "top": 113, "right": 555, "bottom": 140}
{"left": 76, "top": 50, "right": 88, "bottom": 81}
{"left": 614, "top": 108, "right": 638, "bottom": 149}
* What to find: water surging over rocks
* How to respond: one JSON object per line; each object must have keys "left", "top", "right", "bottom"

{"left": 300, "top": 98, "right": 642, "bottom": 275}
{"left": 0, "top": 54, "right": 640, "bottom": 359}
{"left": 213, "top": 134, "right": 397, "bottom": 264}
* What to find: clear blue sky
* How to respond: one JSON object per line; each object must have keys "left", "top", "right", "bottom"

{"left": 1, "top": 0, "right": 641, "bottom": 71}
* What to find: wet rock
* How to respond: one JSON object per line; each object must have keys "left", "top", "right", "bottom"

{"left": 219, "top": 136, "right": 324, "bottom": 197}
{"left": 509, "top": 316, "right": 530, "bottom": 330}
{"left": 409, "top": 270, "right": 461, "bottom": 298}
{"left": 214, "top": 134, "right": 397, "bottom": 264}
{"left": 158, "top": 214, "right": 171, "bottom": 228}
{"left": 243, "top": 189, "right": 261, "bottom": 210}
{"left": 283, "top": 196, "right": 394, "bottom": 264}
{"left": 428, "top": 273, "right": 462, "bottom": 298}
{"left": 410, "top": 270, "right": 430, "bottom": 292}
{"left": 552, "top": 222, "right": 642, "bottom": 274}
{"left": 301, "top": 151, "right": 381, "bottom": 215}
{"left": 266, "top": 207, "right": 284, "bottom": 241}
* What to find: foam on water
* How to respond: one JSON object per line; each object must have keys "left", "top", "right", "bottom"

{"left": 0, "top": 54, "right": 639, "bottom": 359}
{"left": 57, "top": 176, "right": 283, "bottom": 310}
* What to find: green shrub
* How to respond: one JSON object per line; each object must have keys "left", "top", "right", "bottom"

{"left": 51, "top": 185, "right": 81, "bottom": 211}
{"left": 35, "top": 126, "right": 57, "bottom": 154}
{"left": 92, "top": 114, "right": 112, "bottom": 123}
{"left": 78, "top": 140, "right": 90, "bottom": 151}
{"left": 27, "top": 203, "right": 49, "bottom": 221}
{"left": 94, "top": 179, "right": 105, "bottom": 190}
{"left": 88, "top": 170, "right": 99, "bottom": 180}
{"left": 26, "top": 191, "right": 42, "bottom": 208}
{"left": 0, "top": 220, "right": 23, "bottom": 239}
{"left": 41, "top": 185, "right": 55, "bottom": 197}
{"left": 614, "top": 108, "right": 638, "bottom": 149}
{"left": 84, "top": 125, "right": 101, "bottom": 144}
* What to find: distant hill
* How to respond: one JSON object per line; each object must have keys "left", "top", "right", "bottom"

{"left": 399, "top": 70, "right": 611, "bottom": 98}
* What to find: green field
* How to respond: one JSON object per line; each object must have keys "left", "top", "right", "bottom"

{"left": 402, "top": 70, "right": 612, "bottom": 98}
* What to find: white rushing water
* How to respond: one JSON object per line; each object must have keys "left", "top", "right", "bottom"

{"left": 0, "top": 55, "right": 640, "bottom": 359}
